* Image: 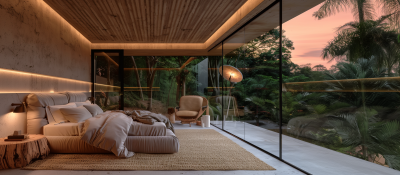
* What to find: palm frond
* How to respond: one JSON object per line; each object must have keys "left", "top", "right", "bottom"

{"left": 313, "top": 0, "right": 352, "bottom": 19}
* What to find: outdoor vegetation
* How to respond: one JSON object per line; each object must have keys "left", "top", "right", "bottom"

{"left": 93, "top": 0, "right": 400, "bottom": 171}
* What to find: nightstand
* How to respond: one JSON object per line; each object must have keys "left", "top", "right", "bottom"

{"left": 0, "top": 134, "right": 50, "bottom": 169}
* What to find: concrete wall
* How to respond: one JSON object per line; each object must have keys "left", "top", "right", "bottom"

{"left": 0, "top": 0, "right": 91, "bottom": 137}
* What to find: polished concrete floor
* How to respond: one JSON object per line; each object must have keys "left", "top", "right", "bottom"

{"left": 1, "top": 123, "right": 304, "bottom": 175}
{"left": 213, "top": 121, "right": 400, "bottom": 175}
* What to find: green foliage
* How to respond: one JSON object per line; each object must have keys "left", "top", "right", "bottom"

{"left": 312, "top": 104, "right": 327, "bottom": 114}
{"left": 328, "top": 108, "right": 400, "bottom": 170}
{"left": 325, "top": 58, "right": 400, "bottom": 108}
{"left": 321, "top": 15, "right": 400, "bottom": 74}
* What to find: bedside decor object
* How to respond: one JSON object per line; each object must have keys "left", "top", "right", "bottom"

{"left": 0, "top": 135, "right": 49, "bottom": 169}
{"left": 219, "top": 65, "right": 243, "bottom": 119}
{"left": 11, "top": 103, "right": 25, "bottom": 113}
{"left": 201, "top": 115, "right": 211, "bottom": 127}
{"left": 196, "top": 120, "right": 202, "bottom": 126}
{"left": 13, "top": 130, "right": 22, "bottom": 135}
{"left": 5, "top": 130, "right": 29, "bottom": 141}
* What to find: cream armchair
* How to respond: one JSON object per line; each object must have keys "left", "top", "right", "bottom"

{"left": 175, "top": 95, "right": 208, "bottom": 126}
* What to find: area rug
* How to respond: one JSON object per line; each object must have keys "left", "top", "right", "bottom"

{"left": 23, "top": 129, "right": 275, "bottom": 171}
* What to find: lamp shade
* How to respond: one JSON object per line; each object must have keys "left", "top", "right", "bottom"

{"left": 12, "top": 103, "right": 25, "bottom": 113}
{"left": 219, "top": 65, "right": 243, "bottom": 83}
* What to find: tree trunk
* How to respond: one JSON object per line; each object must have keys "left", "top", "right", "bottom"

{"left": 176, "top": 75, "right": 181, "bottom": 104}
{"left": 181, "top": 76, "right": 186, "bottom": 96}
{"left": 357, "top": 1, "right": 365, "bottom": 22}
{"left": 0, "top": 135, "right": 49, "bottom": 169}
{"left": 362, "top": 145, "right": 368, "bottom": 161}
{"left": 146, "top": 56, "right": 159, "bottom": 111}
{"left": 147, "top": 71, "right": 157, "bottom": 110}
{"left": 131, "top": 56, "right": 144, "bottom": 100}
{"left": 166, "top": 77, "right": 174, "bottom": 108}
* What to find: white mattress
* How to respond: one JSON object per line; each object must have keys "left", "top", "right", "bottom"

{"left": 44, "top": 122, "right": 84, "bottom": 136}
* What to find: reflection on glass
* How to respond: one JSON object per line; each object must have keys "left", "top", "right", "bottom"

{"left": 122, "top": 56, "right": 222, "bottom": 126}
{"left": 94, "top": 52, "right": 120, "bottom": 111}
{"left": 214, "top": 2, "right": 282, "bottom": 156}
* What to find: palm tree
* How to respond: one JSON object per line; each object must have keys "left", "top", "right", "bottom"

{"left": 321, "top": 15, "right": 400, "bottom": 73}
{"left": 313, "top": 0, "right": 400, "bottom": 29}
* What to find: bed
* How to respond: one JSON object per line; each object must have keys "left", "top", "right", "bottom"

{"left": 26, "top": 92, "right": 179, "bottom": 155}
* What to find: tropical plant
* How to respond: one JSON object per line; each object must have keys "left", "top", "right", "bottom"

{"left": 325, "top": 58, "right": 400, "bottom": 108}
{"left": 313, "top": 0, "right": 400, "bottom": 29}
{"left": 328, "top": 108, "right": 400, "bottom": 170}
{"left": 321, "top": 15, "right": 400, "bottom": 74}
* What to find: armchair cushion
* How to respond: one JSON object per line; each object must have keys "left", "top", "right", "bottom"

{"left": 176, "top": 111, "right": 198, "bottom": 118}
{"left": 180, "top": 96, "right": 203, "bottom": 111}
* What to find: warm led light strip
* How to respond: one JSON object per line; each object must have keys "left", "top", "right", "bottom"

{"left": 0, "top": 68, "right": 91, "bottom": 84}
{"left": 94, "top": 84, "right": 160, "bottom": 89}
{"left": 0, "top": 91, "right": 90, "bottom": 94}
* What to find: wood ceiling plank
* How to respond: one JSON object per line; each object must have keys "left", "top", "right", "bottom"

{"left": 44, "top": 0, "right": 247, "bottom": 43}
{"left": 194, "top": 0, "right": 226, "bottom": 42}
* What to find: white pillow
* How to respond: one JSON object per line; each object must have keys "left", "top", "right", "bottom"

{"left": 67, "top": 100, "right": 91, "bottom": 107}
{"left": 60, "top": 106, "right": 92, "bottom": 123}
{"left": 47, "top": 103, "right": 77, "bottom": 123}
{"left": 83, "top": 104, "right": 104, "bottom": 117}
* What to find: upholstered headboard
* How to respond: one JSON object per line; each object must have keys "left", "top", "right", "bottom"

{"left": 26, "top": 92, "right": 88, "bottom": 134}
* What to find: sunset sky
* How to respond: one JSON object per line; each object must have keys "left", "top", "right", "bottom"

{"left": 283, "top": 3, "right": 354, "bottom": 69}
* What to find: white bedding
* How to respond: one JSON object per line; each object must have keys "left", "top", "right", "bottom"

{"left": 80, "top": 111, "right": 134, "bottom": 158}
{"left": 44, "top": 122, "right": 84, "bottom": 136}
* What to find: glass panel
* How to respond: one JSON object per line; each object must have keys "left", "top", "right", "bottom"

{"left": 219, "top": 2, "right": 281, "bottom": 157}
{"left": 93, "top": 52, "right": 121, "bottom": 111}
{"left": 241, "top": 3, "right": 281, "bottom": 156}
{"left": 222, "top": 28, "right": 246, "bottom": 138}
{"left": 123, "top": 56, "right": 221, "bottom": 126}
{"left": 209, "top": 43, "right": 224, "bottom": 126}
{"left": 282, "top": 1, "right": 400, "bottom": 174}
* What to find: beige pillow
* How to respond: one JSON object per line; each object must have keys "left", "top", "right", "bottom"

{"left": 60, "top": 106, "right": 92, "bottom": 123}
{"left": 48, "top": 103, "right": 77, "bottom": 123}
{"left": 83, "top": 104, "right": 104, "bottom": 117}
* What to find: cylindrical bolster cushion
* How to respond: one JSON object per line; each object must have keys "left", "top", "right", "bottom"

{"left": 65, "top": 92, "right": 87, "bottom": 102}
{"left": 27, "top": 106, "right": 46, "bottom": 120}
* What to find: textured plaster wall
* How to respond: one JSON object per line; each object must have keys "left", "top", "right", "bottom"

{"left": 0, "top": 0, "right": 91, "bottom": 137}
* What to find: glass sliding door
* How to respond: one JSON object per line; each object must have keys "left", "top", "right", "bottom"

{"left": 210, "top": 1, "right": 282, "bottom": 157}
{"left": 282, "top": 1, "right": 400, "bottom": 174}
{"left": 122, "top": 56, "right": 221, "bottom": 123}
{"left": 221, "top": 28, "right": 246, "bottom": 137}
{"left": 92, "top": 50, "right": 124, "bottom": 111}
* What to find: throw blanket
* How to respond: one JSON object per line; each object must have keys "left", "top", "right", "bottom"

{"left": 131, "top": 110, "right": 175, "bottom": 133}
{"left": 80, "top": 112, "right": 134, "bottom": 158}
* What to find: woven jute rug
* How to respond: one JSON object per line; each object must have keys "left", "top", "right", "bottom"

{"left": 23, "top": 129, "right": 275, "bottom": 171}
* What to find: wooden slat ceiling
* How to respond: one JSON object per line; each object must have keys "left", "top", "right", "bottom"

{"left": 44, "top": 0, "right": 247, "bottom": 43}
